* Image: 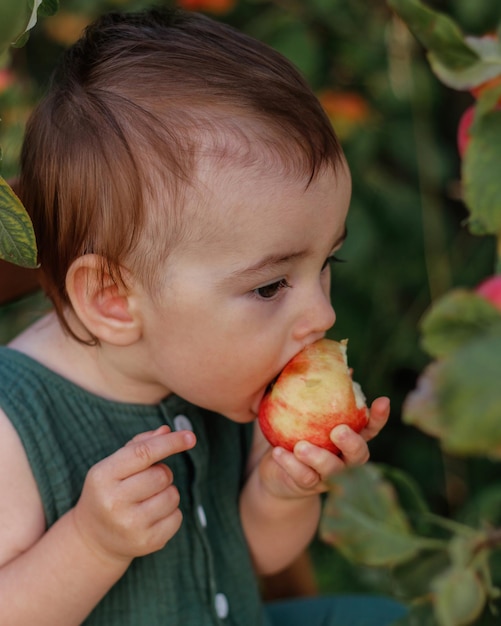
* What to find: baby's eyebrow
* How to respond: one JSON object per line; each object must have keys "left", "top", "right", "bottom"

{"left": 228, "top": 226, "right": 348, "bottom": 281}
{"left": 229, "top": 251, "right": 307, "bottom": 280}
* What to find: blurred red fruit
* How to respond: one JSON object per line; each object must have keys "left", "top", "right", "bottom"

{"left": 476, "top": 275, "right": 501, "bottom": 311}
{"left": 0, "top": 69, "right": 14, "bottom": 93}
{"left": 457, "top": 105, "right": 475, "bottom": 157}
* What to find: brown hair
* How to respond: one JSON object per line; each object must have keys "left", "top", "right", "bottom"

{"left": 20, "top": 8, "right": 343, "bottom": 342}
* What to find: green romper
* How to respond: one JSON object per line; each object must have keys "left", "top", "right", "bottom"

{"left": 0, "top": 347, "right": 269, "bottom": 625}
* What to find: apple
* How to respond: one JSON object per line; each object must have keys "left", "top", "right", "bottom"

{"left": 476, "top": 275, "right": 501, "bottom": 311}
{"left": 258, "top": 338, "right": 369, "bottom": 454}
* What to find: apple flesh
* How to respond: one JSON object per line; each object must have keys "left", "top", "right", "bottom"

{"left": 258, "top": 338, "right": 369, "bottom": 454}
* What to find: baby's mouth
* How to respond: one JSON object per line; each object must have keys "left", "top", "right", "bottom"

{"left": 265, "top": 375, "right": 279, "bottom": 395}
{"left": 252, "top": 376, "right": 279, "bottom": 417}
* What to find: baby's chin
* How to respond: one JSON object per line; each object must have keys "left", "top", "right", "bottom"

{"left": 213, "top": 389, "right": 268, "bottom": 424}
{"left": 222, "top": 402, "right": 261, "bottom": 424}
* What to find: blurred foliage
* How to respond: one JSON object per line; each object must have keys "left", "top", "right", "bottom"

{"left": 319, "top": 1, "right": 501, "bottom": 623}
{"left": 2, "top": 0, "right": 501, "bottom": 610}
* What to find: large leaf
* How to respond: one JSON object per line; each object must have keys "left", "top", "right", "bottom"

{"left": 402, "top": 360, "right": 448, "bottom": 441}
{"left": 387, "top": 0, "right": 479, "bottom": 70}
{"left": 432, "top": 565, "right": 486, "bottom": 626}
{"left": 0, "top": 176, "right": 38, "bottom": 267}
{"left": 463, "top": 101, "right": 501, "bottom": 236}
{"left": 0, "top": 0, "right": 58, "bottom": 54}
{"left": 320, "top": 464, "right": 437, "bottom": 567}
{"left": 404, "top": 333, "right": 501, "bottom": 458}
{"left": 390, "top": 549, "right": 451, "bottom": 601}
{"left": 387, "top": 0, "right": 501, "bottom": 91}
{"left": 459, "top": 483, "right": 501, "bottom": 527}
{"left": 0, "top": 1, "right": 32, "bottom": 52}
{"left": 420, "top": 289, "right": 501, "bottom": 359}
{"left": 38, "top": 0, "right": 59, "bottom": 18}
{"left": 379, "top": 464, "right": 430, "bottom": 519}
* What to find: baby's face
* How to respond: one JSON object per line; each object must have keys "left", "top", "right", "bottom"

{"left": 137, "top": 159, "right": 352, "bottom": 423}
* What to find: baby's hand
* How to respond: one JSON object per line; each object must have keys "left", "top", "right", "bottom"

{"left": 71, "top": 425, "right": 196, "bottom": 565}
{"left": 259, "top": 396, "right": 390, "bottom": 500}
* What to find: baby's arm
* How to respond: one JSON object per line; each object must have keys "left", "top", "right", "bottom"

{"left": 240, "top": 397, "right": 390, "bottom": 576}
{"left": 0, "top": 414, "right": 195, "bottom": 625}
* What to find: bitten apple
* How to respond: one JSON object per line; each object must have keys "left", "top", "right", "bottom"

{"left": 258, "top": 338, "right": 369, "bottom": 454}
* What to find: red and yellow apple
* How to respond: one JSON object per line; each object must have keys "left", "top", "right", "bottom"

{"left": 258, "top": 338, "right": 369, "bottom": 454}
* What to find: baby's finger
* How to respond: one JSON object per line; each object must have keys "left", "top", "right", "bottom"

{"left": 126, "top": 425, "right": 172, "bottom": 446}
{"left": 113, "top": 430, "right": 196, "bottom": 480}
{"left": 330, "top": 425, "right": 370, "bottom": 466}
{"left": 146, "top": 505, "right": 184, "bottom": 551}
{"left": 132, "top": 489, "right": 184, "bottom": 554}
{"left": 138, "top": 483, "right": 182, "bottom": 525}
{"left": 362, "top": 396, "right": 390, "bottom": 441}
{"left": 272, "top": 447, "right": 323, "bottom": 491}
{"left": 294, "top": 441, "right": 345, "bottom": 480}
{"left": 122, "top": 462, "right": 174, "bottom": 502}
{"left": 293, "top": 440, "right": 345, "bottom": 479}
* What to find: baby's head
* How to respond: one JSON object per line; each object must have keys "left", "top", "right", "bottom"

{"left": 20, "top": 8, "right": 344, "bottom": 342}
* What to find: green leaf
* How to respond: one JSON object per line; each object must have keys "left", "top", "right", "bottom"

{"left": 429, "top": 36, "right": 501, "bottom": 92}
{"left": 459, "top": 483, "right": 501, "bottom": 527}
{"left": 0, "top": 1, "right": 32, "bottom": 52}
{"left": 428, "top": 58, "right": 501, "bottom": 93}
{"left": 379, "top": 464, "right": 431, "bottom": 517}
{"left": 387, "top": 0, "right": 479, "bottom": 70}
{"left": 437, "top": 334, "right": 501, "bottom": 458}
{"left": 320, "top": 464, "right": 434, "bottom": 567}
{"left": 11, "top": 30, "right": 30, "bottom": 49}
{"left": 38, "top": 0, "right": 59, "bottom": 18}
{"left": 420, "top": 289, "right": 501, "bottom": 359}
{"left": 404, "top": 334, "right": 501, "bottom": 458}
{"left": 0, "top": 176, "right": 38, "bottom": 268}
{"left": 433, "top": 565, "right": 486, "bottom": 626}
{"left": 390, "top": 549, "right": 451, "bottom": 601}
{"left": 463, "top": 105, "right": 501, "bottom": 236}
{"left": 403, "top": 360, "right": 449, "bottom": 440}
{"left": 387, "top": 0, "right": 501, "bottom": 91}
{"left": 0, "top": 0, "right": 51, "bottom": 52}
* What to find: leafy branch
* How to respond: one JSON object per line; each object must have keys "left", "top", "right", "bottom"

{"left": 320, "top": 464, "right": 501, "bottom": 626}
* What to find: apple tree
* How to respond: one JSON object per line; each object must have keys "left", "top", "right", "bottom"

{"left": 320, "top": 1, "right": 501, "bottom": 624}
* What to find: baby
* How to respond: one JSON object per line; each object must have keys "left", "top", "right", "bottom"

{"left": 0, "top": 8, "right": 405, "bottom": 625}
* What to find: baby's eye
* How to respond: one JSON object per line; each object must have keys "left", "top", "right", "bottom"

{"left": 253, "top": 278, "right": 291, "bottom": 300}
{"left": 321, "top": 254, "right": 345, "bottom": 272}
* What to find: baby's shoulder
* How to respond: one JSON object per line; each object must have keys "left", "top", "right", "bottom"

{"left": 0, "top": 407, "right": 45, "bottom": 565}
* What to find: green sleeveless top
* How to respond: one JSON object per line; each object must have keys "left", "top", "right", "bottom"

{"left": 0, "top": 347, "right": 269, "bottom": 626}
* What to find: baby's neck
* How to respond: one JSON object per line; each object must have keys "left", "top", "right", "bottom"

{"left": 9, "top": 312, "right": 172, "bottom": 404}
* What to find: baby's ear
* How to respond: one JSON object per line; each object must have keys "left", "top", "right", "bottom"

{"left": 66, "top": 254, "right": 142, "bottom": 346}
